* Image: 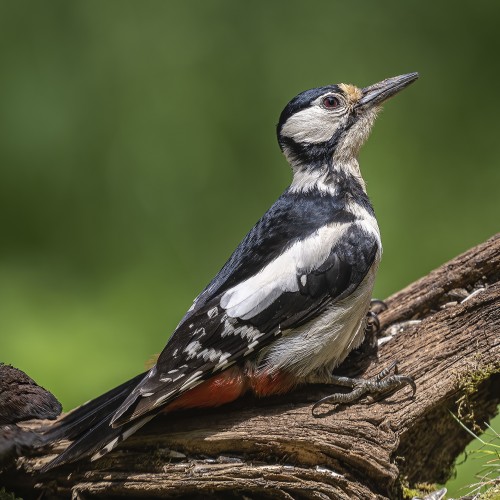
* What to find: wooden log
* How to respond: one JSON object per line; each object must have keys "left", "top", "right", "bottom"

{"left": 1, "top": 235, "right": 499, "bottom": 499}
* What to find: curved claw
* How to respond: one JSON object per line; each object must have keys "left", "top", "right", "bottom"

{"left": 311, "top": 361, "right": 416, "bottom": 415}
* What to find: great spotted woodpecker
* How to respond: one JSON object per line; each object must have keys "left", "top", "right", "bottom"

{"left": 39, "top": 73, "right": 418, "bottom": 471}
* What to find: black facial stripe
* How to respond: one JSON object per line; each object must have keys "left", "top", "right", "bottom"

{"left": 279, "top": 128, "right": 343, "bottom": 167}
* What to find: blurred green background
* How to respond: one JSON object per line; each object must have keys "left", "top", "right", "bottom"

{"left": 0, "top": 1, "right": 498, "bottom": 495}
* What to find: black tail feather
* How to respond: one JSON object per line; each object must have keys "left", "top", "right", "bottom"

{"left": 40, "top": 412, "right": 154, "bottom": 472}
{"left": 40, "top": 413, "right": 119, "bottom": 472}
{"left": 37, "top": 372, "right": 146, "bottom": 444}
{"left": 37, "top": 372, "right": 149, "bottom": 471}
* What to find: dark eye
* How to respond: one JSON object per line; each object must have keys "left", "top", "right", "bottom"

{"left": 322, "top": 96, "right": 340, "bottom": 109}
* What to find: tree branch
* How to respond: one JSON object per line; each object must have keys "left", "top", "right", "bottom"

{"left": 2, "top": 235, "right": 499, "bottom": 499}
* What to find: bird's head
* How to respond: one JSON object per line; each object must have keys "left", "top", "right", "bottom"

{"left": 277, "top": 73, "right": 418, "bottom": 176}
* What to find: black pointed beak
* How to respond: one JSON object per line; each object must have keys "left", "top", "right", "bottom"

{"left": 357, "top": 72, "right": 419, "bottom": 108}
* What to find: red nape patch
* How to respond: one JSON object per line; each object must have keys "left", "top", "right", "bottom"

{"left": 163, "top": 366, "right": 248, "bottom": 412}
{"left": 247, "top": 369, "right": 297, "bottom": 397}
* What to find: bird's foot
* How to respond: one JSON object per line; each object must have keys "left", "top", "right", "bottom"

{"left": 312, "top": 361, "right": 416, "bottom": 415}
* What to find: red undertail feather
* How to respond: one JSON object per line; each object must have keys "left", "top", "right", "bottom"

{"left": 247, "top": 369, "right": 298, "bottom": 397}
{"left": 162, "top": 366, "right": 298, "bottom": 413}
{"left": 163, "top": 366, "right": 248, "bottom": 412}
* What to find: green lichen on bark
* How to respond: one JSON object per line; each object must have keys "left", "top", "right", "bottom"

{"left": 400, "top": 478, "right": 437, "bottom": 499}
{"left": 456, "top": 361, "right": 500, "bottom": 432}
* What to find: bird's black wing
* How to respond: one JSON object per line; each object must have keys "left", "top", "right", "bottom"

{"left": 182, "top": 188, "right": 359, "bottom": 313}
{"left": 111, "top": 188, "right": 379, "bottom": 426}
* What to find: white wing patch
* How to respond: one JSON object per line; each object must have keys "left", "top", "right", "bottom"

{"left": 220, "top": 222, "right": 348, "bottom": 320}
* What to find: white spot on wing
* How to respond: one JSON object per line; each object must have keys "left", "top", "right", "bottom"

{"left": 212, "top": 352, "right": 232, "bottom": 371}
{"left": 194, "top": 327, "right": 206, "bottom": 338}
{"left": 198, "top": 347, "right": 223, "bottom": 362}
{"left": 244, "top": 340, "right": 259, "bottom": 356}
{"left": 186, "top": 379, "right": 203, "bottom": 391}
{"left": 213, "top": 360, "right": 235, "bottom": 372}
{"left": 300, "top": 275, "right": 307, "bottom": 286}
{"left": 221, "top": 322, "right": 265, "bottom": 344}
{"left": 184, "top": 341, "right": 202, "bottom": 359}
{"left": 179, "top": 370, "right": 203, "bottom": 392}
{"left": 154, "top": 390, "right": 176, "bottom": 405}
{"left": 207, "top": 307, "right": 218, "bottom": 319}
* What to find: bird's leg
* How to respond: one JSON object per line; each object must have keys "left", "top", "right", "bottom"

{"left": 309, "top": 361, "right": 416, "bottom": 414}
{"left": 364, "top": 311, "right": 380, "bottom": 337}
{"left": 355, "top": 298, "right": 388, "bottom": 360}
{"left": 369, "top": 298, "right": 388, "bottom": 314}
{"left": 365, "top": 298, "right": 388, "bottom": 336}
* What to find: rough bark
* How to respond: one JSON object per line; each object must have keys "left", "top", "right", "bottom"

{"left": 1, "top": 235, "right": 499, "bottom": 500}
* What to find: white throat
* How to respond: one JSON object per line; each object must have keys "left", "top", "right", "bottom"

{"left": 289, "top": 159, "right": 366, "bottom": 195}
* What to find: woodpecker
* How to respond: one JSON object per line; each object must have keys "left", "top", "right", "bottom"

{"left": 38, "top": 73, "right": 419, "bottom": 471}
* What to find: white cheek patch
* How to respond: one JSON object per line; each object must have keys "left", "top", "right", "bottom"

{"left": 281, "top": 107, "right": 342, "bottom": 144}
